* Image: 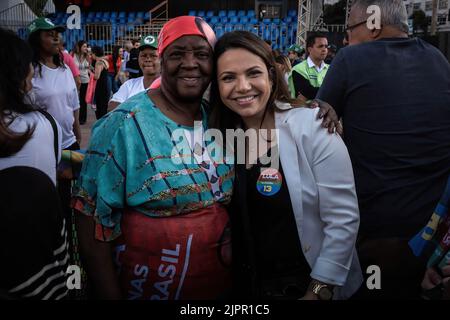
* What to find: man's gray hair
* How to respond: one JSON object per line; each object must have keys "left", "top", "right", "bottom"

{"left": 353, "top": 0, "right": 409, "bottom": 33}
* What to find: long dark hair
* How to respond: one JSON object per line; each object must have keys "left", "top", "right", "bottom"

{"left": 209, "top": 31, "right": 302, "bottom": 132}
{"left": 73, "top": 40, "right": 88, "bottom": 61}
{"left": 0, "top": 28, "right": 36, "bottom": 157}
{"left": 112, "top": 45, "right": 122, "bottom": 74}
{"left": 28, "top": 30, "right": 65, "bottom": 77}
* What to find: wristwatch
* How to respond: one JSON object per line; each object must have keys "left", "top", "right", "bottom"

{"left": 309, "top": 281, "right": 334, "bottom": 300}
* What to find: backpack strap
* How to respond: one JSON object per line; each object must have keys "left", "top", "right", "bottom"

{"left": 37, "top": 109, "right": 58, "bottom": 169}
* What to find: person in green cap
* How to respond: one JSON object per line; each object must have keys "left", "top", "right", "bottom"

{"left": 287, "top": 44, "right": 304, "bottom": 67}
{"left": 288, "top": 32, "right": 329, "bottom": 100}
{"left": 108, "top": 34, "right": 160, "bottom": 110}
{"left": 27, "top": 16, "right": 81, "bottom": 272}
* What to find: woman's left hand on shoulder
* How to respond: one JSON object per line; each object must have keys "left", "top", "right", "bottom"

{"left": 307, "top": 99, "right": 343, "bottom": 135}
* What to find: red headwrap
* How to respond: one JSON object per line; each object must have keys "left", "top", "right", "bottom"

{"left": 157, "top": 16, "right": 216, "bottom": 56}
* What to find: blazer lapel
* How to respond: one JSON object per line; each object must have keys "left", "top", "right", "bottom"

{"left": 275, "top": 111, "right": 304, "bottom": 232}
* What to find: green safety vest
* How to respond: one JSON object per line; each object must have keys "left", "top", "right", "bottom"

{"left": 288, "top": 60, "right": 329, "bottom": 98}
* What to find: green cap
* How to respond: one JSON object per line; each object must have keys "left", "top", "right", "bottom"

{"left": 28, "top": 17, "right": 65, "bottom": 35}
{"left": 287, "top": 44, "right": 304, "bottom": 55}
{"left": 139, "top": 34, "right": 158, "bottom": 50}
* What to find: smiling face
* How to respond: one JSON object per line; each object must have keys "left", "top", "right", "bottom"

{"left": 161, "top": 35, "right": 212, "bottom": 102}
{"left": 217, "top": 48, "right": 272, "bottom": 121}
{"left": 139, "top": 47, "right": 160, "bottom": 77}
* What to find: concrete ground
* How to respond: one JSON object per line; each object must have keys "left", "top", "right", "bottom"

{"left": 79, "top": 105, "right": 97, "bottom": 150}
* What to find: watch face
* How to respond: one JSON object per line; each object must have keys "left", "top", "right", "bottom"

{"left": 319, "top": 287, "right": 333, "bottom": 300}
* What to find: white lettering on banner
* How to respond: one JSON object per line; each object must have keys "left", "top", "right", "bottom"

{"left": 128, "top": 264, "right": 149, "bottom": 300}
{"left": 150, "top": 244, "right": 181, "bottom": 300}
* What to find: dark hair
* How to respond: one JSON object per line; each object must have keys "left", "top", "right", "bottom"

{"left": 73, "top": 40, "right": 88, "bottom": 59}
{"left": 112, "top": 45, "right": 122, "bottom": 74}
{"left": 306, "top": 32, "right": 327, "bottom": 49}
{"left": 0, "top": 28, "right": 36, "bottom": 157}
{"left": 210, "top": 31, "right": 302, "bottom": 132}
{"left": 91, "top": 46, "right": 104, "bottom": 57}
{"left": 28, "top": 30, "right": 65, "bottom": 77}
{"left": 275, "top": 54, "right": 292, "bottom": 73}
{"left": 131, "top": 39, "right": 139, "bottom": 45}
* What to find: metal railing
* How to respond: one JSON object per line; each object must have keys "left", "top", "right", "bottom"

{"left": 0, "top": 3, "right": 35, "bottom": 32}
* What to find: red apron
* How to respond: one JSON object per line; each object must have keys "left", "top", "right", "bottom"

{"left": 113, "top": 204, "right": 232, "bottom": 300}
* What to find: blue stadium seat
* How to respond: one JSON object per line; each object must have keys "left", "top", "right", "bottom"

{"left": 218, "top": 10, "right": 226, "bottom": 18}
{"left": 198, "top": 10, "right": 205, "bottom": 17}
{"left": 129, "top": 12, "right": 136, "bottom": 19}
{"left": 263, "top": 18, "right": 271, "bottom": 24}
{"left": 87, "top": 12, "right": 95, "bottom": 18}
{"left": 206, "top": 10, "right": 214, "bottom": 18}
{"left": 103, "top": 12, "right": 110, "bottom": 19}
{"left": 224, "top": 23, "right": 233, "bottom": 33}
{"left": 144, "top": 12, "right": 150, "bottom": 20}
{"left": 111, "top": 12, "right": 117, "bottom": 18}
{"left": 247, "top": 10, "right": 255, "bottom": 18}
{"left": 228, "top": 10, "right": 236, "bottom": 17}
{"left": 250, "top": 17, "right": 258, "bottom": 24}
{"left": 234, "top": 23, "right": 244, "bottom": 31}
{"left": 210, "top": 16, "right": 219, "bottom": 24}
{"left": 119, "top": 11, "right": 126, "bottom": 18}
{"left": 237, "top": 10, "right": 246, "bottom": 17}
{"left": 272, "top": 18, "right": 280, "bottom": 24}
{"left": 95, "top": 12, "right": 102, "bottom": 18}
{"left": 220, "top": 17, "right": 228, "bottom": 24}
{"left": 284, "top": 16, "right": 293, "bottom": 24}
{"left": 239, "top": 17, "right": 248, "bottom": 24}
{"left": 288, "top": 10, "right": 297, "bottom": 17}
{"left": 230, "top": 16, "right": 238, "bottom": 24}
{"left": 136, "top": 12, "right": 144, "bottom": 19}
{"left": 188, "top": 10, "right": 196, "bottom": 16}
{"left": 245, "top": 24, "right": 258, "bottom": 34}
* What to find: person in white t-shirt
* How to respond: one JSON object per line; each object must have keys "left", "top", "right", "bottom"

{"left": 27, "top": 18, "right": 81, "bottom": 246}
{"left": 108, "top": 34, "right": 160, "bottom": 110}
{"left": 27, "top": 17, "right": 81, "bottom": 151}
{"left": 0, "top": 28, "right": 62, "bottom": 185}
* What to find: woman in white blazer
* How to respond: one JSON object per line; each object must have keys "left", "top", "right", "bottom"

{"left": 210, "top": 31, "right": 363, "bottom": 300}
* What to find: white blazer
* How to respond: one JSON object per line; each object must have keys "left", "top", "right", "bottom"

{"left": 274, "top": 101, "right": 363, "bottom": 299}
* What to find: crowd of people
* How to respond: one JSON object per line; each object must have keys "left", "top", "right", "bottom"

{"left": 0, "top": 0, "right": 449, "bottom": 300}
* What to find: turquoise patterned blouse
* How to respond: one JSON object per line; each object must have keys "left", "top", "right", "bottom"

{"left": 72, "top": 91, "right": 234, "bottom": 241}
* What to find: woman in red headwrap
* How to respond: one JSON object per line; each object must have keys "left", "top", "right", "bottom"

{"left": 73, "top": 16, "right": 234, "bottom": 300}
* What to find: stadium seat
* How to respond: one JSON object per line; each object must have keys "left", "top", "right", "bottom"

{"left": 239, "top": 17, "right": 248, "bottom": 24}
{"left": 224, "top": 23, "right": 233, "bottom": 33}
{"left": 234, "top": 23, "right": 244, "bottom": 31}
{"left": 218, "top": 10, "right": 226, "bottom": 18}
{"left": 144, "top": 12, "right": 150, "bottom": 20}
{"left": 288, "top": 10, "right": 297, "bottom": 17}
{"left": 206, "top": 10, "right": 214, "bottom": 18}
{"left": 250, "top": 17, "right": 258, "bottom": 24}
{"left": 220, "top": 17, "right": 228, "bottom": 24}
{"left": 247, "top": 10, "right": 255, "bottom": 18}
{"left": 119, "top": 11, "right": 126, "bottom": 18}
{"left": 210, "top": 16, "right": 219, "bottom": 24}
{"left": 197, "top": 10, "right": 205, "bottom": 17}
{"left": 272, "top": 18, "right": 280, "bottom": 24}
{"left": 237, "top": 10, "right": 246, "bottom": 17}
{"left": 230, "top": 16, "right": 238, "bottom": 24}
{"left": 263, "top": 18, "right": 271, "bottom": 24}
{"left": 228, "top": 10, "right": 236, "bottom": 17}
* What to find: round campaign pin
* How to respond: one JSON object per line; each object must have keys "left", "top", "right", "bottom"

{"left": 256, "top": 168, "right": 282, "bottom": 196}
